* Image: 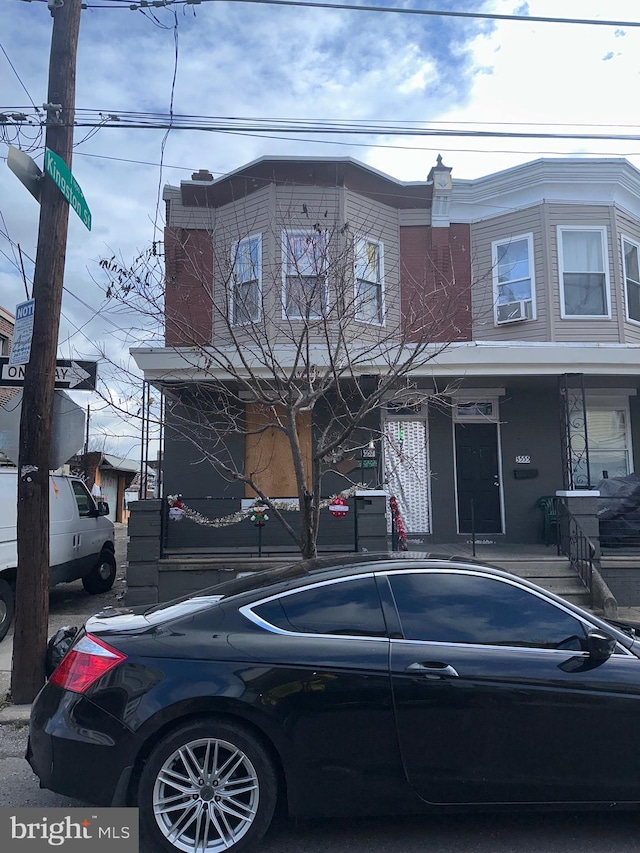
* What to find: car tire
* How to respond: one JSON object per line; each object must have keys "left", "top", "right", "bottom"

{"left": 82, "top": 550, "right": 116, "bottom": 595}
{"left": 138, "top": 718, "right": 278, "bottom": 853}
{"left": 0, "top": 579, "right": 15, "bottom": 642}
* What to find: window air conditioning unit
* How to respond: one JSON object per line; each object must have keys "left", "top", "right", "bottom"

{"left": 497, "top": 299, "right": 533, "bottom": 324}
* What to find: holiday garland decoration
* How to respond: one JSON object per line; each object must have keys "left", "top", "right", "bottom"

{"left": 167, "top": 483, "right": 368, "bottom": 527}
{"left": 388, "top": 495, "right": 408, "bottom": 551}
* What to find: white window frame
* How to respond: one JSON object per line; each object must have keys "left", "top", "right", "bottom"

{"left": 621, "top": 234, "right": 640, "bottom": 325}
{"left": 570, "top": 395, "right": 634, "bottom": 486}
{"left": 230, "top": 234, "right": 262, "bottom": 326}
{"left": 558, "top": 226, "right": 611, "bottom": 319}
{"left": 281, "top": 229, "right": 328, "bottom": 320}
{"left": 492, "top": 233, "right": 536, "bottom": 325}
{"left": 354, "top": 236, "right": 385, "bottom": 325}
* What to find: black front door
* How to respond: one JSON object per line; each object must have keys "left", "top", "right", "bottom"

{"left": 455, "top": 422, "right": 502, "bottom": 533}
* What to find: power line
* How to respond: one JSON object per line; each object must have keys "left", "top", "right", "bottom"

{"left": 7, "top": 108, "right": 640, "bottom": 143}
{"left": 12, "top": 0, "right": 640, "bottom": 29}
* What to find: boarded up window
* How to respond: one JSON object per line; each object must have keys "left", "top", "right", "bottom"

{"left": 244, "top": 404, "right": 312, "bottom": 498}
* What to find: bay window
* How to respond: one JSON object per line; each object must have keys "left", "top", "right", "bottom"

{"left": 231, "top": 235, "right": 261, "bottom": 325}
{"left": 354, "top": 237, "right": 384, "bottom": 324}
{"left": 558, "top": 227, "right": 610, "bottom": 318}
{"left": 492, "top": 234, "right": 535, "bottom": 324}
{"left": 282, "top": 230, "right": 327, "bottom": 319}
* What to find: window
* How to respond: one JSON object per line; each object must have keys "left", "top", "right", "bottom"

{"left": 71, "top": 481, "right": 95, "bottom": 518}
{"left": 250, "top": 576, "right": 387, "bottom": 637}
{"left": 282, "top": 230, "right": 327, "bottom": 319}
{"left": 231, "top": 235, "right": 261, "bottom": 325}
{"left": 622, "top": 236, "right": 640, "bottom": 323}
{"left": 558, "top": 227, "right": 610, "bottom": 318}
{"left": 354, "top": 237, "right": 384, "bottom": 324}
{"left": 0, "top": 336, "right": 7, "bottom": 356}
{"left": 571, "top": 407, "right": 631, "bottom": 486}
{"left": 388, "top": 571, "right": 586, "bottom": 650}
{"left": 492, "top": 234, "right": 535, "bottom": 324}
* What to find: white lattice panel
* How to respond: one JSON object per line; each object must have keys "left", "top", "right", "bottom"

{"left": 384, "top": 419, "right": 431, "bottom": 534}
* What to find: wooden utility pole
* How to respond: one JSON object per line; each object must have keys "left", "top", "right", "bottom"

{"left": 11, "top": 0, "right": 82, "bottom": 704}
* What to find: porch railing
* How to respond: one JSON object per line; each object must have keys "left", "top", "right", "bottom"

{"left": 556, "top": 501, "right": 594, "bottom": 592}
{"left": 160, "top": 495, "right": 359, "bottom": 558}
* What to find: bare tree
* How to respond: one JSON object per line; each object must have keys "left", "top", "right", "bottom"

{"left": 99, "top": 190, "right": 471, "bottom": 558}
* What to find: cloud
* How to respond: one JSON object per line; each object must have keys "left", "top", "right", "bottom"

{"left": 3, "top": 0, "right": 640, "bottom": 457}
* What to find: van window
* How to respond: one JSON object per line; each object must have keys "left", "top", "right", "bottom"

{"left": 71, "top": 481, "right": 95, "bottom": 517}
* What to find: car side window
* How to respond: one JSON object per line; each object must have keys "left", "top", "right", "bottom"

{"left": 387, "top": 571, "right": 587, "bottom": 650}
{"left": 251, "top": 577, "right": 387, "bottom": 637}
{"left": 71, "top": 481, "right": 94, "bottom": 517}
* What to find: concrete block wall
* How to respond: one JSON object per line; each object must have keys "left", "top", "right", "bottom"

{"left": 126, "top": 500, "right": 162, "bottom": 605}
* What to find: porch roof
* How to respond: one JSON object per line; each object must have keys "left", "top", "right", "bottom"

{"left": 131, "top": 340, "right": 640, "bottom": 384}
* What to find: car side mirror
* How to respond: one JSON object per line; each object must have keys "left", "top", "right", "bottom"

{"left": 97, "top": 500, "right": 110, "bottom": 516}
{"left": 586, "top": 628, "right": 617, "bottom": 661}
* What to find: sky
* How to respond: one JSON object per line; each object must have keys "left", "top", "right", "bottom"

{"left": 2, "top": 0, "right": 640, "bottom": 460}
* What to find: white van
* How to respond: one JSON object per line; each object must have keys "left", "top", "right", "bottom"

{"left": 0, "top": 469, "right": 116, "bottom": 641}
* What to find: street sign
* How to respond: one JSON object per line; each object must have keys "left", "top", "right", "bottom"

{"left": 7, "top": 146, "right": 43, "bottom": 202}
{"left": 0, "top": 390, "right": 85, "bottom": 470}
{"left": 8, "top": 299, "right": 35, "bottom": 366}
{"left": 0, "top": 358, "right": 97, "bottom": 390}
{"left": 44, "top": 148, "right": 92, "bottom": 231}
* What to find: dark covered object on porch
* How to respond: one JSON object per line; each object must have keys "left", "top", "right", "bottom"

{"left": 598, "top": 474, "right": 640, "bottom": 547}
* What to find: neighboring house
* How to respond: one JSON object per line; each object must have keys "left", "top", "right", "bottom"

{"left": 68, "top": 452, "right": 142, "bottom": 523}
{"left": 131, "top": 154, "right": 640, "bottom": 549}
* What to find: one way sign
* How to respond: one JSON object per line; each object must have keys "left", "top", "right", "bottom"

{"left": 0, "top": 358, "right": 97, "bottom": 390}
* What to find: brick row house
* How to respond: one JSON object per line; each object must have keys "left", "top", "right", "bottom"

{"left": 131, "top": 154, "right": 640, "bottom": 556}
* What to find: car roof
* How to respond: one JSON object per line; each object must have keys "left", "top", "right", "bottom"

{"left": 142, "top": 551, "right": 507, "bottom": 615}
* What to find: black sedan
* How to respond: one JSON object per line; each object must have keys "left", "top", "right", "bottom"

{"left": 27, "top": 553, "right": 640, "bottom": 853}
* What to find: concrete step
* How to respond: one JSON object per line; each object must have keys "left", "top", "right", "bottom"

{"left": 600, "top": 555, "right": 640, "bottom": 570}
{"left": 488, "top": 558, "right": 590, "bottom": 605}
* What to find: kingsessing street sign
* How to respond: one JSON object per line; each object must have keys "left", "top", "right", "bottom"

{"left": 44, "top": 148, "right": 92, "bottom": 231}
{"left": 0, "top": 358, "right": 97, "bottom": 390}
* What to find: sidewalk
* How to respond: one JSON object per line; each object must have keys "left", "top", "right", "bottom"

{"left": 0, "top": 608, "right": 93, "bottom": 724}
{"left": 0, "top": 523, "right": 128, "bottom": 724}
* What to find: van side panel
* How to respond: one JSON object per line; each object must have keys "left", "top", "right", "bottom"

{"left": 0, "top": 470, "right": 115, "bottom": 585}
{"left": 0, "top": 470, "right": 18, "bottom": 573}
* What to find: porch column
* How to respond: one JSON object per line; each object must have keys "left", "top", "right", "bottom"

{"left": 555, "top": 490, "right": 601, "bottom": 559}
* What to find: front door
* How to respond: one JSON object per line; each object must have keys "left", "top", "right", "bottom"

{"left": 455, "top": 422, "right": 502, "bottom": 534}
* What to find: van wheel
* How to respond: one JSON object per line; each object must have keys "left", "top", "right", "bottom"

{"left": 82, "top": 551, "right": 116, "bottom": 595}
{"left": 0, "top": 579, "right": 15, "bottom": 642}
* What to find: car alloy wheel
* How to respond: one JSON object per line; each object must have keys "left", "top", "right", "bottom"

{"left": 139, "top": 719, "right": 277, "bottom": 853}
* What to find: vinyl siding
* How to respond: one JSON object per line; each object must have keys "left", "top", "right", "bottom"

{"left": 167, "top": 186, "right": 215, "bottom": 230}
{"left": 547, "top": 205, "right": 620, "bottom": 342}
{"left": 345, "top": 189, "right": 401, "bottom": 342}
{"left": 614, "top": 207, "right": 640, "bottom": 343}
{"left": 472, "top": 201, "right": 632, "bottom": 343}
{"left": 212, "top": 186, "right": 273, "bottom": 344}
{"left": 471, "top": 205, "right": 547, "bottom": 341}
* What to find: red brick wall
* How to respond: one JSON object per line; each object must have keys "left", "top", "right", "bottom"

{"left": 164, "top": 228, "right": 214, "bottom": 347}
{"left": 400, "top": 223, "right": 472, "bottom": 342}
{"left": 0, "top": 312, "right": 14, "bottom": 351}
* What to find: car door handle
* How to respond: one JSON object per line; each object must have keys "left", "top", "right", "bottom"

{"left": 404, "top": 661, "right": 459, "bottom": 678}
